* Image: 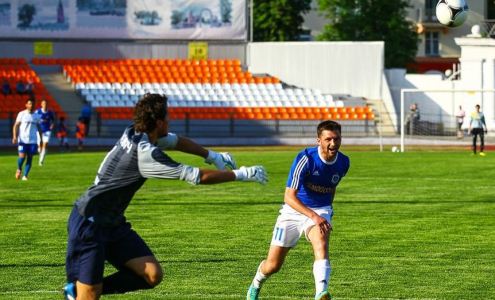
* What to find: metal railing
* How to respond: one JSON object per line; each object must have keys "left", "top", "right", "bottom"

{"left": 1, "top": 110, "right": 380, "bottom": 140}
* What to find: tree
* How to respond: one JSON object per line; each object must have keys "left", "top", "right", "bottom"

{"left": 317, "top": 0, "right": 418, "bottom": 68}
{"left": 220, "top": 0, "right": 232, "bottom": 24}
{"left": 171, "top": 10, "right": 183, "bottom": 27}
{"left": 253, "top": 0, "right": 312, "bottom": 41}
{"left": 18, "top": 4, "right": 36, "bottom": 28}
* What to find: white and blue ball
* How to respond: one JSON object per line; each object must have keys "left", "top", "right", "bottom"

{"left": 436, "top": 0, "right": 469, "bottom": 27}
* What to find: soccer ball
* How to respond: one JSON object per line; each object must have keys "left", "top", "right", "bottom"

{"left": 436, "top": 0, "right": 469, "bottom": 27}
{"left": 391, "top": 146, "right": 400, "bottom": 153}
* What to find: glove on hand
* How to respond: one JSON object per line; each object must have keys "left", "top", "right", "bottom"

{"left": 233, "top": 166, "right": 268, "bottom": 185}
{"left": 205, "top": 150, "right": 237, "bottom": 170}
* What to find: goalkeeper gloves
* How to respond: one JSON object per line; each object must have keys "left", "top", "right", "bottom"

{"left": 233, "top": 166, "right": 268, "bottom": 185}
{"left": 205, "top": 150, "right": 237, "bottom": 170}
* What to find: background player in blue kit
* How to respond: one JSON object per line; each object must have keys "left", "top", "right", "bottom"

{"left": 12, "top": 98, "right": 42, "bottom": 181}
{"left": 64, "top": 93, "right": 268, "bottom": 300}
{"left": 247, "top": 120, "right": 350, "bottom": 300}
{"left": 35, "top": 99, "right": 55, "bottom": 166}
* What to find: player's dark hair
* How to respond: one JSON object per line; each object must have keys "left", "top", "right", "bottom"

{"left": 134, "top": 93, "right": 168, "bottom": 133}
{"left": 317, "top": 120, "right": 341, "bottom": 137}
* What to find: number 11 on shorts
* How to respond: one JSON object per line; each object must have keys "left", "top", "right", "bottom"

{"left": 274, "top": 227, "right": 284, "bottom": 241}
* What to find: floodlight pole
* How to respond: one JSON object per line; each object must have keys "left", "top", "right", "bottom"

{"left": 400, "top": 89, "right": 405, "bottom": 152}
{"left": 249, "top": 0, "right": 253, "bottom": 42}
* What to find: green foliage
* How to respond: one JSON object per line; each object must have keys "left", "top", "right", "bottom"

{"left": 17, "top": 4, "right": 36, "bottom": 28}
{"left": 317, "top": 0, "right": 418, "bottom": 68}
{"left": 0, "top": 149, "right": 494, "bottom": 299}
{"left": 253, "top": 0, "right": 312, "bottom": 41}
{"left": 220, "top": 0, "right": 232, "bottom": 23}
{"left": 171, "top": 10, "right": 183, "bottom": 26}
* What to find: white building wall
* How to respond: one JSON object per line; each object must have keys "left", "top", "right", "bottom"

{"left": 247, "top": 41, "right": 384, "bottom": 99}
{"left": 408, "top": 0, "right": 486, "bottom": 57}
{"left": 387, "top": 37, "right": 495, "bottom": 131}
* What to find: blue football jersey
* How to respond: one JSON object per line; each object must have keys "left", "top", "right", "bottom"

{"left": 35, "top": 109, "right": 55, "bottom": 133}
{"left": 286, "top": 147, "right": 350, "bottom": 208}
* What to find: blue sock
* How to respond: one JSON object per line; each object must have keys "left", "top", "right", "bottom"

{"left": 24, "top": 155, "right": 32, "bottom": 177}
{"left": 17, "top": 157, "right": 25, "bottom": 171}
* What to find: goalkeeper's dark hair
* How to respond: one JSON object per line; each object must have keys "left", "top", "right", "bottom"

{"left": 134, "top": 93, "right": 168, "bottom": 133}
{"left": 317, "top": 120, "right": 341, "bottom": 137}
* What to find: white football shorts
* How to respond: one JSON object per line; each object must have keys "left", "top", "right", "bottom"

{"left": 270, "top": 204, "right": 333, "bottom": 248}
{"left": 38, "top": 131, "right": 52, "bottom": 143}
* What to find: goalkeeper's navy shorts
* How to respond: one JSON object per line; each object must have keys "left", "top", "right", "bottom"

{"left": 65, "top": 206, "right": 153, "bottom": 284}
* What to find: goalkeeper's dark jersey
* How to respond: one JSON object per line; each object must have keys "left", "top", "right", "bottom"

{"left": 75, "top": 125, "right": 200, "bottom": 226}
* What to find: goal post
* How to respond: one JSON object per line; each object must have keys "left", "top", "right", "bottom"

{"left": 400, "top": 88, "right": 495, "bottom": 152}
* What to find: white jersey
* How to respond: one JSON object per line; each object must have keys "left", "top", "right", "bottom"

{"left": 16, "top": 110, "right": 41, "bottom": 144}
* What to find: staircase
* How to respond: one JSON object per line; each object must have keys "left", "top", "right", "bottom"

{"left": 367, "top": 99, "right": 397, "bottom": 136}
{"left": 37, "top": 71, "right": 97, "bottom": 136}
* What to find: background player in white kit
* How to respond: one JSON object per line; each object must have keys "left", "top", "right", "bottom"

{"left": 35, "top": 99, "right": 55, "bottom": 166}
{"left": 247, "top": 120, "right": 350, "bottom": 300}
{"left": 12, "top": 98, "right": 42, "bottom": 180}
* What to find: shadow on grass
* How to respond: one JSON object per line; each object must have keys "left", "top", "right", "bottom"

{"left": 162, "top": 258, "right": 238, "bottom": 264}
{"left": 0, "top": 199, "right": 282, "bottom": 208}
{"left": 0, "top": 263, "right": 64, "bottom": 268}
{"left": 337, "top": 198, "right": 495, "bottom": 204}
{"left": 0, "top": 258, "right": 238, "bottom": 269}
{"left": 1, "top": 197, "right": 493, "bottom": 209}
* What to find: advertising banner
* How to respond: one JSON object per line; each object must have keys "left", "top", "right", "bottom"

{"left": 188, "top": 41, "right": 208, "bottom": 60}
{"left": 0, "top": 0, "right": 246, "bottom": 40}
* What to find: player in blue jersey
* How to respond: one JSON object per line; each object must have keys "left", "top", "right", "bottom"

{"left": 247, "top": 120, "right": 350, "bottom": 300}
{"left": 35, "top": 99, "right": 55, "bottom": 166}
{"left": 12, "top": 98, "right": 42, "bottom": 181}
{"left": 63, "top": 94, "right": 268, "bottom": 300}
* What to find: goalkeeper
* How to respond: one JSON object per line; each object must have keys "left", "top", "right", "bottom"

{"left": 64, "top": 93, "right": 267, "bottom": 300}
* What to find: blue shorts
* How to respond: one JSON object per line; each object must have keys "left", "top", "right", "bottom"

{"left": 65, "top": 206, "right": 153, "bottom": 285}
{"left": 18, "top": 143, "right": 38, "bottom": 155}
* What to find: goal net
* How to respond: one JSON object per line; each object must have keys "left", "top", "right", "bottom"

{"left": 400, "top": 88, "right": 495, "bottom": 151}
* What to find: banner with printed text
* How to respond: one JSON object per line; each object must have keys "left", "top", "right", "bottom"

{"left": 0, "top": 0, "right": 246, "bottom": 40}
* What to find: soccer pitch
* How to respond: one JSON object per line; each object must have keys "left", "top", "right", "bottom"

{"left": 0, "top": 148, "right": 494, "bottom": 299}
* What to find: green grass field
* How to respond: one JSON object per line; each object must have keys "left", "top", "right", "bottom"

{"left": 0, "top": 147, "right": 494, "bottom": 299}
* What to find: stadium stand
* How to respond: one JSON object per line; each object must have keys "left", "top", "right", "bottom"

{"left": 50, "top": 58, "right": 374, "bottom": 121}
{"left": 18, "top": 57, "right": 378, "bottom": 139}
{"left": 0, "top": 58, "right": 66, "bottom": 120}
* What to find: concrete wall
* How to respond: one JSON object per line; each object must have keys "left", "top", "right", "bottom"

{"left": 247, "top": 41, "right": 384, "bottom": 99}
{"left": 0, "top": 40, "right": 247, "bottom": 63}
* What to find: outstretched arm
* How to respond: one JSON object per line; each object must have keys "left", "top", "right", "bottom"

{"left": 175, "top": 135, "right": 209, "bottom": 158}
{"left": 198, "top": 169, "right": 236, "bottom": 184}
{"left": 139, "top": 142, "right": 266, "bottom": 185}
{"left": 199, "top": 165, "right": 268, "bottom": 184}
{"left": 157, "top": 133, "right": 236, "bottom": 170}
